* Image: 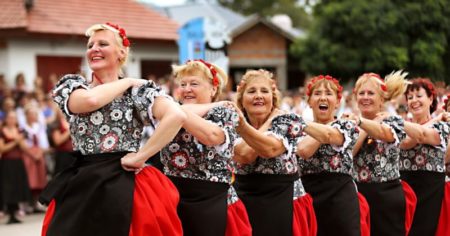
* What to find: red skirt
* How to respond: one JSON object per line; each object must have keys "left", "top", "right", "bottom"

{"left": 293, "top": 193, "right": 317, "bottom": 236}
{"left": 435, "top": 181, "right": 450, "bottom": 236}
{"left": 401, "top": 180, "right": 417, "bottom": 235}
{"left": 225, "top": 198, "right": 252, "bottom": 236}
{"left": 358, "top": 193, "right": 370, "bottom": 236}
{"left": 129, "top": 167, "right": 183, "bottom": 236}
{"left": 41, "top": 156, "right": 182, "bottom": 236}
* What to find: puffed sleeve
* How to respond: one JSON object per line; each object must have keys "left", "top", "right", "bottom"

{"left": 131, "top": 80, "right": 170, "bottom": 127}
{"left": 330, "top": 119, "right": 359, "bottom": 152}
{"left": 431, "top": 121, "right": 450, "bottom": 152}
{"left": 266, "top": 113, "right": 307, "bottom": 157}
{"left": 200, "top": 106, "right": 239, "bottom": 157}
{"left": 52, "top": 74, "right": 89, "bottom": 117}
{"left": 382, "top": 115, "right": 406, "bottom": 145}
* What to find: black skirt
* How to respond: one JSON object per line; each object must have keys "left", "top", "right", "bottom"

{"left": 40, "top": 152, "right": 134, "bottom": 236}
{"left": 234, "top": 173, "right": 297, "bottom": 236}
{"left": 52, "top": 151, "right": 75, "bottom": 176}
{"left": 357, "top": 179, "right": 406, "bottom": 236}
{"left": 169, "top": 176, "right": 228, "bottom": 236}
{"left": 1, "top": 159, "right": 31, "bottom": 204}
{"left": 302, "top": 173, "right": 360, "bottom": 236}
{"left": 400, "top": 171, "right": 445, "bottom": 236}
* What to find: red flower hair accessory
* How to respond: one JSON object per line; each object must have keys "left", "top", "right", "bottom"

{"left": 105, "top": 22, "right": 130, "bottom": 47}
{"left": 306, "top": 75, "right": 343, "bottom": 100}
{"left": 363, "top": 73, "right": 387, "bottom": 92}
{"left": 187, "top": 59, "right": 219, "bottom": 87}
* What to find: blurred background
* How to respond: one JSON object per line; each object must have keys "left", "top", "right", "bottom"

{"left": 1, "top": 0, "right": 450, "bottom": 234}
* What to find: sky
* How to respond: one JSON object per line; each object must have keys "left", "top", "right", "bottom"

{"left": 138, "top": 0, "right": 187, "bottom": 7}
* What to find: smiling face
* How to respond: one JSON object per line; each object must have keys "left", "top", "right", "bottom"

{"left": 86, "top": 30, "right": 124, "bottom": 72}
{"left": 241, "top": 76, "right": 274, "bottom": 118}
{"left": 308, "top": 82, "right": 339, "bottom": 124}
{"left": 355, "top": 79, "right": 384, "bottom": 118}
{"left": 406, "top": 87, "right": 433, "bottom": 118}
{"left": 178, "top": 73, "right": 216, "bottom": 104}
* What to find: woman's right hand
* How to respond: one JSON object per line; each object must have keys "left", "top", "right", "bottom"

{"left": 121, "top": 152, "right": 146, "bottom": 172}
{"left": 126, "top": 78, "right": 147, "bottom": 88}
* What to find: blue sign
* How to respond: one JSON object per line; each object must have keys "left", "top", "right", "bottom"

{"left": 178, "top": 18, "right": 205, "bottom": 64}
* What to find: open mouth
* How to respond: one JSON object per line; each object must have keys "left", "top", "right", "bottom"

{"left": 319, "top": 104, "right": 328, "bottom": 111}
{"left": 253, "top": 101, "right": 264, "bottom": 106}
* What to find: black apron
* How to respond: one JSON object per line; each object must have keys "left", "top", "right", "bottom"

{"left": 401, "top": 171, "right": 445, "bottom": 236}
{"left": 40, "top": 152, "right": 134, "bottom": 236}
{"left": 169, "top": 176, "right": 228, "bottom": 236}
{"left": 357, "top": 179, "right": 406, "bottom": 236}
{"left": 234, "top": 173, "right": 297, "bottom": 236}
{"left": 302, "top": 173, "right": 360, "bottom": 236}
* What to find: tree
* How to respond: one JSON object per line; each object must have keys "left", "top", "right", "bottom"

{"left": 218, "top": 0, "right": 313, "bottom": 29}
{"left": 291, "top": 0, "right": 450, "bottom": 83}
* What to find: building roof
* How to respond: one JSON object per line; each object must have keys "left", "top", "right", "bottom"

{"left": 150, "top": 2, "right": 246, "bottom": 31}
{"left": 231, "top": 14, "right": 305, "bottom": 41}
{"left": 0, "top": 0, "right": 179, "bottom": 41}
{"left": 0, "top": 0, "right": 28, "bottom": 28}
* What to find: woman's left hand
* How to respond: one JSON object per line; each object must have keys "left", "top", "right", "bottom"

{"left": 121, "top": 152, "right": 145, "bottom": 172}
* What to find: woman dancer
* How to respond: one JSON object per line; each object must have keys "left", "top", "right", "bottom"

{"left": 296, "top": 75, "right": 365, "bottom": 236}
{"left": 351, "top": 71, "right": 418, "bottom": 236}
{"left": 233, "top": 69, "right": 316, "bottom": 236}
{"left": 400, "top": 78, "right": 449, "bottom": 235}
{"left": 40, "top": 23, "right": 185, "bottom": 236}
{"left": 160, "top": 59, "right": 251, "bottom": 236}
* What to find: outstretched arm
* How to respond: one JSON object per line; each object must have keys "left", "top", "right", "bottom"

{"left": 68, "top": 78, "right": 145, "bottom": 114}
{"left": 180, "top": 105, "right": 226, "bottom": 146}
{"left": 121, "top": 97, "right": 186, "bottom": 170}
{"left": 296, "top": 136, "right": 321, "bottom": 159}
{"left": 304, "top": 121, "right": 344, "bottom": 146}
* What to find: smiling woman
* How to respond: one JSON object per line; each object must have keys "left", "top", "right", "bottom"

{"left": 39, "top": 23, "right": 186, "bottom": 236}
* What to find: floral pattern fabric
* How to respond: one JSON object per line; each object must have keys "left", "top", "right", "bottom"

{"left": 161, "top": 106, "right": 238, "bottom": 184}
{"left": 353, "top": 116, "right": 406, "bottom": 183}
{"left": 52, "top": 74, "right": 165, "bottom": 155}
{"left": 400, "top": 122, "right": 449, "bottom": 173}
{"left": 234, "top": 113, "right": 306, "bottom": 175}
{"left": 298, "top": 119, "right": 359, "bottom": 176}
{"left": 293, "top": 178, "right": 307, "bottom": 200}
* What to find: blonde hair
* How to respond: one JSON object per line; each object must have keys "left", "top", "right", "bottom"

{"left": 354, "top": 70, "right": 409, "bottom": 101}
{"left": 236, "top": 69, "right": 281, "bottom": 113}
{"left": 85, "top": 24, "right": 130, "bottom": 71}
{"left": 172, "top": 60, "right": 227, "bottom": 102}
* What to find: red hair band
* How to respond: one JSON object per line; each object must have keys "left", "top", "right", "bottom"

{"left": 306, "top": 75, "right": 343, "bottom": 100}
{"left": 105, "top": 22, "right": 130, "bottom": 47}
{"left": 187, "top": 59, "right": 219, "bottom": 87}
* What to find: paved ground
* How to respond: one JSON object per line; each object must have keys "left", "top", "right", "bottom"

{"left": 0, "top": 213, "right": 43, "bottom": 236}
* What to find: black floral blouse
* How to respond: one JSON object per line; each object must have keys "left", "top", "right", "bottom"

{"left": 353, "top": 116, "right": 406, "bottom": 183}
{"left": 400, "top": 122, "right": 449, "bottom": 173}
{"left": 298, "top": 120, "right": 359, "bottom": 176}
{"left": 234, "top": 113, "right": 306, "bottom": 175}
{"left": 160, "top": 106, "right": 238, "bottom": 184}
{"left": 52, "top": 74, "right": 165, "bottom": 155}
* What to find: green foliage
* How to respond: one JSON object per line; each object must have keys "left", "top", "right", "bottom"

{"left": 218, "top": 0, "right": 312, "bottom": 29}
{"left": 291, "top": 0, "right": 450, "bottom": 83}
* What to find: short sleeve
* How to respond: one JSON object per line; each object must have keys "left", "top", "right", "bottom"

{"left": 330, "top": 119, "right": 359, "bottom": 152}
{"left": 131, "top": 80, "right": 169, "bottom": 127}
{"left": 266, "top": 113, "right": 306, "bottom": 157}
{"left": 52, "top": 74, "right": 89, "bottom": 117}
{"left": 203, "top": 106, "right": 239, "bottom": 154}
{"left": 431, "top": 121, "right": 450, "bottom": 152}
{"left": 382, "top": 115, "right": 406, "bottom": 145}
